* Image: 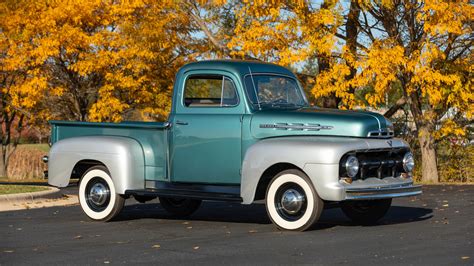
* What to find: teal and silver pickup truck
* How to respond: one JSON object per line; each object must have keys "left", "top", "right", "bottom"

{"left": 46, "top": 60, "right": 421, "bottom": 231}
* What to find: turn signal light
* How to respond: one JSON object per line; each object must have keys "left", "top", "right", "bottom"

{"left": 341, "top": 177, "right": 353, "bottom": 184}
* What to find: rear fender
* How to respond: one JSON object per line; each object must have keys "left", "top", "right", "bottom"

{"left": 47, "top": 136, "right": 145, "bottom": 194}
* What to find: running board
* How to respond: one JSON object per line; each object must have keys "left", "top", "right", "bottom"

{"left": 126, "top": 181, "right": 242, "bottom": 202}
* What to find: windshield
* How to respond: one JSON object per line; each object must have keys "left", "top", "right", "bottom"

{"left": 244, "top": 75, "right": 308, "bottom": 109}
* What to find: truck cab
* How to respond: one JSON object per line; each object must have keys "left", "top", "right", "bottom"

{"left": 47, "top": 60, "right": 421, "bottom": 231}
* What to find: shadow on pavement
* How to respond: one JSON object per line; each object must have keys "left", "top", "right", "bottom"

{"left": 115, "top": 201, "right": 433, "bottom": 230}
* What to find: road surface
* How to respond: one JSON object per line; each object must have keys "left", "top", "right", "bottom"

{"left": 1, "top": 185, "right": 473, "bottom": 265}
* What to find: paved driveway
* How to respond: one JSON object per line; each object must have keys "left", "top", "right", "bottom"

{"left": 1, "top": 185, "right": 473, "bottom": 265}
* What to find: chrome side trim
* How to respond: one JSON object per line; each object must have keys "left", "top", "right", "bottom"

{"left": 367, "top": 129, "right": 394, "bottom": 138}
{"left": 260, "top": 123, "right": 333, "bottom": 131}
{"left": 345, "top": 184, "right": 422, "bottom": 200}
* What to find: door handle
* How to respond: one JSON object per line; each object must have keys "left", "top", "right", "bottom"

{"left": 176, "top": 120, "right": 188, "bottom": 126}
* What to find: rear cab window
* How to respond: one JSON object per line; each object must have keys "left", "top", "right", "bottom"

{"left": 183, "top": 75, "right": 239, "bottom": 107}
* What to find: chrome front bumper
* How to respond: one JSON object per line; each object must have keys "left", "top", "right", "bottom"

{"left": 344, "top": 182, "right": 422, "bottom": 200}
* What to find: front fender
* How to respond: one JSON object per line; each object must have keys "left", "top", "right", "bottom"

{"left": 47, "top": 136, "right": 145, "bottom": 194}
{"left": 240, "top": 136, "right": 409, "bottom": 204}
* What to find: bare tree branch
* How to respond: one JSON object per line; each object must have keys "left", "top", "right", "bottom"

{"left": 384, "top": 97, "right": 407, "bottom": 118}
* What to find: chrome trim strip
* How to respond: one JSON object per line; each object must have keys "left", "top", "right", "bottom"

{"left": 345, "top": 184, "right": 422, "bottom": 200}
{"left": 367, "top": 129, "right": 394, "bottom": 138}
{"left": 345, "top": 190, "right": 422, "bottom": 200}
{"left": 260, "top": 123, "right": 333, "bottom": 131}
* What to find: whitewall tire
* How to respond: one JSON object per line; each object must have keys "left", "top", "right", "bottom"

{"left": 266, "top": 169, "right": 323, "bottom": 231}
{"left": 79, "top": 166, "right": 125, "bottom": 221}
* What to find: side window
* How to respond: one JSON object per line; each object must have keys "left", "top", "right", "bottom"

{"left": 184, "top": 75, "right": 239, "bottom": 107}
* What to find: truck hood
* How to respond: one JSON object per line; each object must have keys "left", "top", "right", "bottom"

{"left": 250, "top": 107, "right": 389, "bottom": 139}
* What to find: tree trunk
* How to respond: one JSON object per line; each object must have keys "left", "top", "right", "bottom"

{"left": 0, "top": 148, "right": 7, "bottom": 177}
{"left": 418, "top": 126, "right": 439, "bottom": 183}
{"left": 345, "top": 0, "right": 360, "bottom": 90}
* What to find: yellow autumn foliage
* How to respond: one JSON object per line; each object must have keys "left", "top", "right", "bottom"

{"left": 2, "top": 0, "right": 195, "bottom": 122}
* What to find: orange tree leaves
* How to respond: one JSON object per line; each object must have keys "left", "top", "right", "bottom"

{"left": 2, "top": 0, "right": 472, "bottom": 141}
{"left": 2, "top": 0, "right": 195, "bottom": 122}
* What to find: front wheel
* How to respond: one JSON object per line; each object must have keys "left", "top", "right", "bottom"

{"left": 265, "top": 169, "right": 324, "bottom": 231}
{"left": 340, "top": 199, "right": 392, "bottom": 225}
{"left": 78, "top": 166, "right": 125, "bottom": 221}
{"left": 159, "top": 197, "right": 201, "bottom": 217}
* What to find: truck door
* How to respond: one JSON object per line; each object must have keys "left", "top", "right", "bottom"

{"left": 170, "top": 71, "right": 243, "bottom": 185}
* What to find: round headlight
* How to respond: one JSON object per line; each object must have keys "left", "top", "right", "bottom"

{"left": 403, "top": 152, "right": 415, "bottom": 172}
{"left": 345, "top": 155, "right": 359, "bottom": 178}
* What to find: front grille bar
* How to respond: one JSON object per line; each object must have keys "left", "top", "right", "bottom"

{"left": 360, "top": 159, "right": 401, "bottom": 179}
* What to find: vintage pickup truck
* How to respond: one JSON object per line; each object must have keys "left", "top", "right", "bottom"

{"left": 46, "top": 60, "right": 421, "bottom": 231}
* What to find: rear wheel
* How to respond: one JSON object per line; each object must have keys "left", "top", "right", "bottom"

{"left": 340, "top": 199, "right": 392, "bottom": 225}
{"left": 159, "top": 197, "right": 201, "bottom": 217}
{"left": 265, "top": 169, "right": 323, "bottom": 231}
{"left": 78, "top": 166, "right": 125, "bottom": 221}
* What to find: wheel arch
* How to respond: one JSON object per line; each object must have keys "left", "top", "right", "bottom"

{"left": 72, "top": 159, "right": 106, "bottom": 180}
{"left": 240, "top": 138, "right": 319, "bottom": 204}
{"left": 253, "top": 162, "right": 304, "bottom": 201}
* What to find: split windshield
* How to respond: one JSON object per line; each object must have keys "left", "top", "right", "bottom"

{"left": 244, "top": 74, "right": 308, "bottom": 110}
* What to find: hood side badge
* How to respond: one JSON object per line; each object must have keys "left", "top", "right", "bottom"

{"left": 260, "top": 123, "right": 333, "bottom": 131}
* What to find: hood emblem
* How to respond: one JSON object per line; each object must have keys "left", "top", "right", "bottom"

{"left": 387, "top": 140, "right": 393, "bottom": 147}
{"left": 260, "top": 123, "right": 333, "bottom": 131}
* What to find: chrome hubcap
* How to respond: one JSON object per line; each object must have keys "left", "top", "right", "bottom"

{"left": 280, "top": 189, "right": 305, "bottom": 214}
{"left": 89, "top": 183, "right": 109, "bottom": 206}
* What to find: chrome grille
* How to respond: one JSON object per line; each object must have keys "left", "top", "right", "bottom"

{"left": 340, "top": 148, "right": 409, "bottom": 179}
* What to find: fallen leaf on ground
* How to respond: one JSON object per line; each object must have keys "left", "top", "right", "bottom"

{"left": 193, "top": 246, "right": 199, "bottom": 250}
{"left": 73, "top": 235, "right": 82, "bottom": 239}
{"left": 104, "top": 261, "right": 110, "bottom": 264}
{"left": 152, "top": 244, "right": 161, "bottom": 249}
{"left": 442, "top": 204, "right": 449, "bottom": 207}
{"left": 186, "top": 226, "right": 192, "bottom": 229}
{"left": 3, "top": 250, "right": 14, "bottom": 253}
{"left": 462, "top": 256, "right": 470, "bottom": 260}
{"left": 248, "top": 230, "right": 258, "bottom": 233}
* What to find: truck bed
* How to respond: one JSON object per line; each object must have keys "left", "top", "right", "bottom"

{"left": 50, "top": 120, "right": 170, "bottom": 181}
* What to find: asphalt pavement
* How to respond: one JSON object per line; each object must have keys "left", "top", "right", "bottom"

{"left": 1, "top": 185, "right": 473, "bottom": 265}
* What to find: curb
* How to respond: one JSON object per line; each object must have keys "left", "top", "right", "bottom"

{"left": 0, "top": 186, "right": 63, "bottom": 204}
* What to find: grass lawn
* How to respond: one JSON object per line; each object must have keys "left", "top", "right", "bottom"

{"left": 20, "top": 143, "right": 50, "bottom": 152}
{"left": 0, "top": 176, "right": 47, "bottom": 183}
{"left": 0, "top": 184, "right": 49, "bottom": 195}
